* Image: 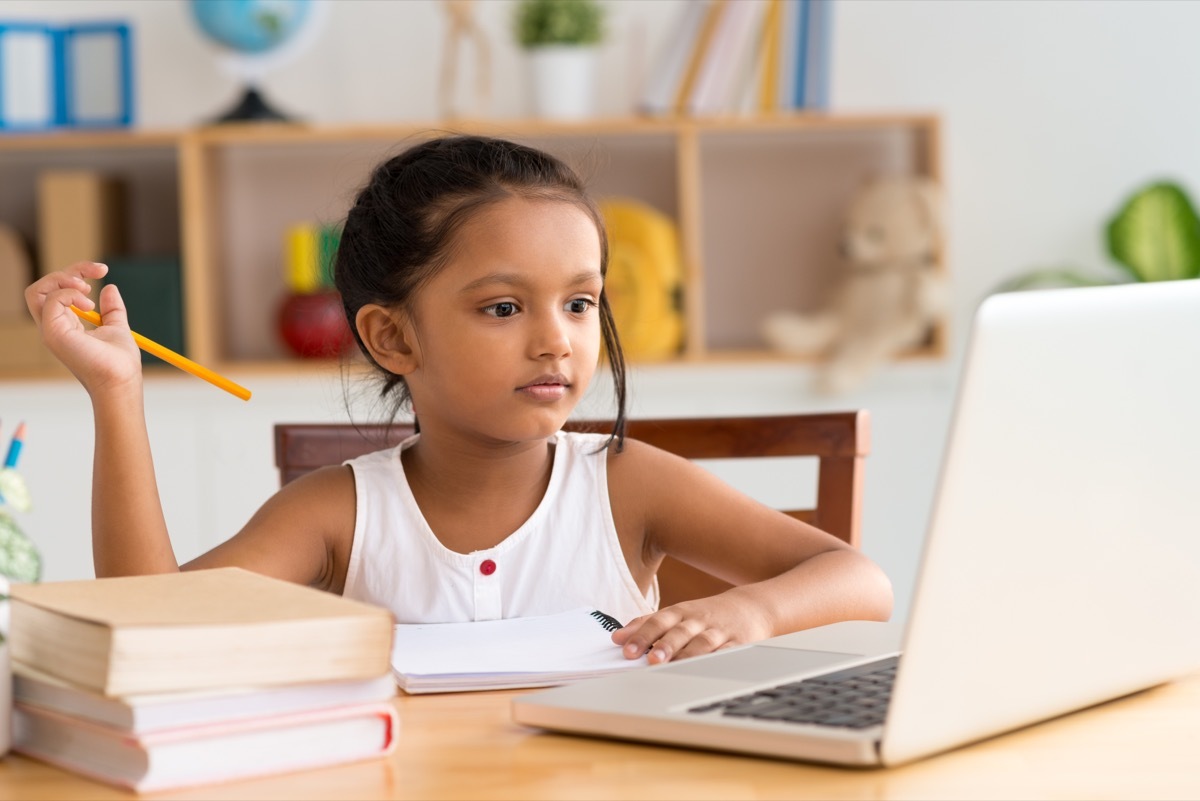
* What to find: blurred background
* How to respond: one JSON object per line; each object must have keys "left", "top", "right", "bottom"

{"left": 2, "top": 0, "right": 1198, "bottom": 621}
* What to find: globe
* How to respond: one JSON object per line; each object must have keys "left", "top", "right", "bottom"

{"left": 188, "top": 0, "right": 317, "bottom": 123}
{"left": 191, "top": 0, "right": 311, "bottom": 54}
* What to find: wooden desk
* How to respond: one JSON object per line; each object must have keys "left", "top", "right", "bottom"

{"left": 3, "top": 672, "right": 1200, "bottom": 800}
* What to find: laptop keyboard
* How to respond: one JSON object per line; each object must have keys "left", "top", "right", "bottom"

{"left": 686, "top": 655, "right": 899, "bottom": 730}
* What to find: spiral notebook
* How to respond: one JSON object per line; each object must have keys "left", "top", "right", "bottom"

{"left": 390, "top": 608, "right": 649, "bottom": 694}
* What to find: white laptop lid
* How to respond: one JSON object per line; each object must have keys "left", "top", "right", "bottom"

{"left": 513, "top": 280, "right": 1200, "bottom": 768}
{"left": 881, "top": 280, "right": 1200, "bottom": 764}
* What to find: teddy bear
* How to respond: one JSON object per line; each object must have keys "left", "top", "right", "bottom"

{"left": 761, "top": 175, "right": 947, "bottom": 394}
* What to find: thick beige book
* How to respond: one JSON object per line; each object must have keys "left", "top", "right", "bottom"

{"left": 35, "top": 169, "right": 127, "bottom": 280}
{"left": 8, "top": 567, "right": 394, "bottom": 696}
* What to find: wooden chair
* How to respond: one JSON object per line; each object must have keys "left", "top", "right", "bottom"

{"left": 274, "top": 412, "right": 869, "bottom": 606}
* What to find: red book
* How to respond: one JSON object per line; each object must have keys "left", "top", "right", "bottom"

{"left": 13, "top": 701, "right": 399, "bottom": 792}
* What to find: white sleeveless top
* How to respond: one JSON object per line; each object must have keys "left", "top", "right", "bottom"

{"left": 342, "top": 430, "right": 658, "bottom": 624}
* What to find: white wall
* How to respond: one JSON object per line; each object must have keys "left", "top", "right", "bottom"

{"left": 4, "top": 0, "right": 1199, "bottom": 622}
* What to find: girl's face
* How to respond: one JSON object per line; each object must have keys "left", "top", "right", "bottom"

{"left": 404, "top": 196, "right": 604, "bottom": 445}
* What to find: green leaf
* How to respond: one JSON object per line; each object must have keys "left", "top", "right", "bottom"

{"left": 514, "top": 0, "right": 605, "bottom": 48}
{"left": 1106, "top": 182, "right": 1200, "bottom": 282}
{"left": 992, "top": 267, "right": 1123, "bottom": 294}
{"left": 0, "top": 468, "right": 30, "bottom": 513}
{"left": 0, "top": 512, "right": 41, "bottom": 583}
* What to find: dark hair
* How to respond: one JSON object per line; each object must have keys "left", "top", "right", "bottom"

{"left": 335, "top": 134, "right": 627, "bottom": 448}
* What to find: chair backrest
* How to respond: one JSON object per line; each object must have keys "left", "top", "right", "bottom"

{"left": 274, "top": 412, "right": 869, "bottom": 607}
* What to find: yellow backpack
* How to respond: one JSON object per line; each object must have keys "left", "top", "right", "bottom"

{"left": 600, "top": 198, "right": 685, "bottom": 361}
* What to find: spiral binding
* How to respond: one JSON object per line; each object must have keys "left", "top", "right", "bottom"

{"left": 589, "top": 609, "right": 624, "bottom": 632}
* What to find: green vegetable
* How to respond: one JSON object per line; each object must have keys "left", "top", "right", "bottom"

{"left": 997, "top": 179, "right": 1200, "bottom": 293}
{"left": 1106, "top": 182, "right": 1200, "bottom": 282}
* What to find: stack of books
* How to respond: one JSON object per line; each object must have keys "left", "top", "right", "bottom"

{"left": 7, "top": 567, "right": 398, "bottom": 793}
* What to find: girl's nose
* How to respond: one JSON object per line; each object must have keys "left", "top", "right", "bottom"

{"left": 531, "top": 310, "right": 573, "bottom": 359}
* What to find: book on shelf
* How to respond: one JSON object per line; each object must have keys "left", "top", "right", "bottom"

{"left": 7, "top": 566, "right": 395, "bottom": 696}
{"left": 687, "top": 0, "right": 770, "bottom": 117}
{"left": 13, "top": 663, "right": 396, "bottom": 734}
{"left": 35, "top": 169, "right": 126, "bottom": 281}
{"left": 101, "top": 255, "right": 186, "bottom": 365}
{"left": 803, "top": 0, "right": 834, "bottom": 110}
{"left": 774, "top": 0, "right": 834, "bottom": 111}
{"left": 649, "top": 0, "right": 829, "bottom": 116}
{"left": 671, "top": 0, "right": 729, "bottom": 115}
{"left": 729, "top": 1, "right": 777, "bottom": 116}
{"left": 757, "top": 0, "right": 784, "bottom": 113}
{"left": 638, "top": 0, "right": 713, "bottom": 115}
{"left": 12, "top": 701, "right": 399, "bottom": 793}
{"left": 390, "top": 607, "right": 649, "bottom": 694}
{"left": 777, "top": 0, "right": 803, "bottom": 110}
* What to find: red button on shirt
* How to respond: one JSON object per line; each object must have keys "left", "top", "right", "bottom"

{"left": 479, "top": 559, "right": 497, "bottom": 576}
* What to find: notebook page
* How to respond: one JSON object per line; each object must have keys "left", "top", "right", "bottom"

{"left": 391, "top": 608, "right": 647, "bottom": 677}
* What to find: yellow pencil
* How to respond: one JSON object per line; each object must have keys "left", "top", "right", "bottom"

{"left": 70, "top": 306, "right": 251, "bottom": 401}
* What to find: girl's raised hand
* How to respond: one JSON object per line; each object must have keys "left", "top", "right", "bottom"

{"left": 25, "top": 262, "right": 142, "bottom": 395}
{"left": 611, "top": 591, "right": 775, "bottom": 664}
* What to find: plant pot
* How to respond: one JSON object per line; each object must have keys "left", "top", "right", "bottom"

{"left": 526, "top": 45, "right": 599, "bottom": 120}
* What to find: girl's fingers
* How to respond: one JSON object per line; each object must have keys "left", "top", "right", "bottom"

{"left": 610, "top": 614, "right": 647, "bottom": 645}
{"left": 618, "top": 609, "right": 683, "bottom": 660}
{"left": 64, "top": 260, "right": 108, "bottom": 281}
{"left": 96, "top": 283, "right": 131, "bottom": 329}
{"left": 42, "top": 286, "right": 96, "bottom": 326}
{"left": 614, "top": 604, "right": 740, "bottom": 664}
{"left": 670, "top": 627, "right": 733, "bottom": 662}
{"left": 641, "top": 618, "right": 709, "bottom": 664}
{"left": 26, "top": 264, "right": 106, "bottom": 321}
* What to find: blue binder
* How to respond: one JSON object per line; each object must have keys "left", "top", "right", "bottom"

{"left": 0, "top": 21, "right": 57, "bottom": 132}
{"left": 0, "top": 19, "right": 133, "bottom": 133}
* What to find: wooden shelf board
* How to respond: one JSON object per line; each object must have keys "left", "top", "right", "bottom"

{"left": 0, "top": 130, "right": 181, "bottom": 152}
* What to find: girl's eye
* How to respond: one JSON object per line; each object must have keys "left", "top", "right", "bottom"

{"left": 484, "top": 302, "right": 518, "bottom": 318}
{"left": 566, "top": 298, "right": 595, "bottom": 314}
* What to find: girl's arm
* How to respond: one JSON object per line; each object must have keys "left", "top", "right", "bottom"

{"left": 607, "top": 440, "right": 894, "bottom": 664}
{"left": 27, "top": 263, "right": 176, "bottom": 576}
{"left": 27, "top": 265, "right": 347, "bottom": 587}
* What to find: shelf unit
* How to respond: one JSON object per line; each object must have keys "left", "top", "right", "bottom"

{"left": 0, "top": 113, "right": 943, "bottom": 379}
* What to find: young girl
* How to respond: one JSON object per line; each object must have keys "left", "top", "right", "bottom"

{"left": 26, "top": 135, "right": 891, "bottom": 665}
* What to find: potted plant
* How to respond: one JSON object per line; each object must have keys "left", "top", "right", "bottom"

{"left": 997, "top": 180, "right": 1200, "bottom": 292}
{"left": 0, "top": 459, "right": 38, "bottom": 758}
{"left": 513, "top": 0, "right": 605, "bottom": 120}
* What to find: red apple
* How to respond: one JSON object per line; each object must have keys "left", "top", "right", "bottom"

{"left": 277, "top": 291, "right": 356, "bottom": 358}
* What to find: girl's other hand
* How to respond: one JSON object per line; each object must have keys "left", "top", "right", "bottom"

{"left": 611, "top": 592, "right": 774, "bottom": 664}
{"left": 25, "top": 262, "right": 142, "bottom": 396}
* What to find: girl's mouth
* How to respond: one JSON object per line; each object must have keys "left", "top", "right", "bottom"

{"left": 517, "top": 374, "right": 569, "bottom": 401}
{"left": 518, "top": 384, "right": 568, "bottom": 401}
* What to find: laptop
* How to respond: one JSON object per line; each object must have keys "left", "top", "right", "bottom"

{"left": 513, "top": 279, "right": 1200, "bottom": 767}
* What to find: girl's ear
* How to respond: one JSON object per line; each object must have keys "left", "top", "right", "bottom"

{"left": 355, "top": 304, "right": 419, "bottom": 374}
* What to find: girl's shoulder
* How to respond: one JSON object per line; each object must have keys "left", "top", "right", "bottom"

{"left": 343, "top": 436, "right": 417, "bottom": 470}
{"left": 602, "top": 435, "right": 698, "bottom": 496}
